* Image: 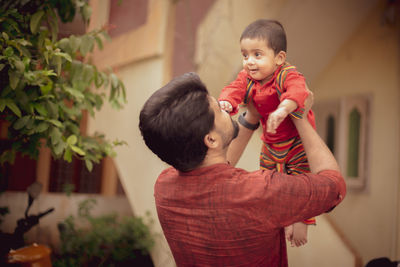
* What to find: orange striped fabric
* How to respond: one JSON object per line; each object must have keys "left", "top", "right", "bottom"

{"left": 260, "top": 137, "right": 316, "bottom": 225}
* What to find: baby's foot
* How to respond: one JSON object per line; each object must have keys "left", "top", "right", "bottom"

{"left": 284, "top": 224, "right": 294, "bottom": 244}
{"left": 291, "top": 222, "right": 308, "bottom": 247}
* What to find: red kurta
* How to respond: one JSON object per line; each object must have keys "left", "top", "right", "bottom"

{"left": 154, "top": 163, "right": 346, "bottom": 267}
{"left": 219, "top": 66, "right": 316, "bottom": 144}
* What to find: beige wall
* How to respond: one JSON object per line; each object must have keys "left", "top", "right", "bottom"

{"left": 313, "top": 3, "right": 400, "bottom": 263}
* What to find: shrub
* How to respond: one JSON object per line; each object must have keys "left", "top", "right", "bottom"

{"left": 0, "top": 0, "right": 126, "bottom": 171}
{"left": 54, "top": 199, "right": 155, "bottom": 267}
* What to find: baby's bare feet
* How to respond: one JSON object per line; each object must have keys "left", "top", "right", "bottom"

{"left": 284, "top": 224, "right": 294, "bottom": 245}
{"left": 292, "top": 222, "right": 308, "bottom": 247}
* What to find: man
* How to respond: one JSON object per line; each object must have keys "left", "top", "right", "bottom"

{"left": 139, "top": 72, "right": 346, "bottom": 267}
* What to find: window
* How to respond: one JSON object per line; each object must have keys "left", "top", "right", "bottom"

{"left": 314, "top": 94, "right": 371, "bottom": 190}
{"left": 48, "top": 158, "right": 102, "bottom": 194}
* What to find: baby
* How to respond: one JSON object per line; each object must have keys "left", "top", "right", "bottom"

{"left": 219, "top": 19, "right": 316, "bottom": 247}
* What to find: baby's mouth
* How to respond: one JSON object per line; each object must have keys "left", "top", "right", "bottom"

{"left": 249, "top": 69, "right": 258, "bottom": 74}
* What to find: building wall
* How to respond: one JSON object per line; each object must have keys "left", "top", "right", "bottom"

{"left": 86, "top": 0, "right": 177, "bottom": 265}
{"left": 312, "top": 3, "right": 400, "bottom": 263}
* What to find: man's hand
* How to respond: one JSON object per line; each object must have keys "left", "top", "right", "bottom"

{"left": 303, "top": 85, "right": 314, "bottom": 115}
{"left": 219, "top": 101, "right": 233, "bottom": 113}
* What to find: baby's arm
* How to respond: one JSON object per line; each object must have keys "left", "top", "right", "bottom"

{"left": 267, "top": 99, "right": 297, "bottom": 134}
{"left": 219, "top": 101, "right": 233, "bottom": 113}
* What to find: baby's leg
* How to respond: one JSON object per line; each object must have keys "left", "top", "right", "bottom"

{"left": 286, "top": 136, "right": 315, "bottom": 247}
{"left": 260, "top": 141, "right": 295, "bottom": 243}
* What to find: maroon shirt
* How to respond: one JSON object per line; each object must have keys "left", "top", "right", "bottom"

{"left": 155, "top": 163, "right": 346, "bottom": 267}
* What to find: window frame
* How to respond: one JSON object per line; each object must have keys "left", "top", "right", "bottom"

{"left": 314, "top": 94, "right": 372, "bottom": 191}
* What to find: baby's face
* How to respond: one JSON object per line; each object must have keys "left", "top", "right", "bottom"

{"left": 240, "top": 38, "right": 282, "bottom": 85}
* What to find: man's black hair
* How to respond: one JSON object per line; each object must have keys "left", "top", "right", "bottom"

{"left": 139, "top": 72, "right": 214, "bottom": 172}
{"left": 240, "top": 19, "right": 287, "bottom": 54}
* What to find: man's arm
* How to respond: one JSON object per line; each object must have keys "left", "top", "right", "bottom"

{"left": 227, "top": 100, "right": 261, "bottom": 166}
{"left": 292, "top": 91, "right": 340, "bottom": 173}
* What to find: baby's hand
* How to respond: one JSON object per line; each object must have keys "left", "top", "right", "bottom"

{"left": 219, "top": 101, "right": 233, "bottom": 113}
{"left": 267, "top": 107, "right": 289, "bottom": 134}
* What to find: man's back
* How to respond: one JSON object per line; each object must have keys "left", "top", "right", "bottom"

{"left": 155, "top": 163, "right": 344, "bottom": 267}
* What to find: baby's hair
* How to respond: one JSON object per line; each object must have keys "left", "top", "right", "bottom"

{"left": 240, "top": 19, "right": 287, "bottom": 54}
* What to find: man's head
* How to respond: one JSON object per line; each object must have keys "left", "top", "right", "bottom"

{"left": 239, "top": 19, "right": 287, "bottom": 84}
{"left": 139, "top": 72, "right": 238, "bottom": 172}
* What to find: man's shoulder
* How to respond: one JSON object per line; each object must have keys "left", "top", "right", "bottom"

{"left": 157, "top": 164, "right": 268, "bottom": 180}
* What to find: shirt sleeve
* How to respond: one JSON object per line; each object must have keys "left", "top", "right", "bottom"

{"left": 280, "top": 71, "right": 309, "bottom": 119}
{"left": 218, "top": 70, "right": 248, "bottom": 115}
{"left": 261, "top": 169, "right": 346, "bottom": 228}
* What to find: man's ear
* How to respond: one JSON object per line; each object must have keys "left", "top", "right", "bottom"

{"left": 204, "top": 132, "right": 218, "bottom": 148}
{"left": 276, "top": 51, "right": 286, "bottom": 66}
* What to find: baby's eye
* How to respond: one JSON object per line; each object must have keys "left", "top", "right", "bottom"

{"left": 242, "top": 53, "right": 248, "bottom": 59}
{"left": 255, "top": 52, "right": 261, "bottom": 57}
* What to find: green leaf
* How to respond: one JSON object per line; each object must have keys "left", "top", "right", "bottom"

{"left": 94, "top": 36, "right": 103, "bottom": 50}
{"left": 13, "top": 59, "right": 25, "bottom": 72}
{"left": 4, "top": 47, "right": 13, "bottom": 57}
{"left": 55, "top": 55, "right": 62, "bottom": 76}
{"left": 8, "top": 70, "right": 20, "bottom": 89}
{"left": 81, "top": 5, "right": 92, "bottom": 23}
{"left": 54, "top": 52, "right": 72, "bottom": 62}
{"left": 47, "top": 8, "right": 59, "bottom": 42}
{"left": 58, "top": 38, "right": 70, "bottom": 53}
{"left": 2, "top": 32, "right": 9, "bottom": 41}
{"left": 64, "top": 86, "right": 84, "bottom": 101}
{"left": 0, "top": 99, "right": 6, "bottom": 112}
{"left": 16, "top": 39, "right": 32, "bottom": 46}
{"left": 6, "top": 100, "right": 21, "bottom": 117}
{"left": 43, "top": 51, "right": 49, "bottom": 64}
{"left": 45, "top": 101, "right": 59, "bottom": 119}
{"left": 50, "top": 127, "right": 62, "bottom": 145}
{"left": 30, "top": 10, "right": 44, "bottom": 34}
{"left": 34, "top": 103, "right": 48, "bottom": 116}
{"left": 67, "top": 135, "right": 77, "bottom": 145}
{"left": 85, "top": 159, "right": 93, "bottom": 172}
{"left": 54, "top": 141, "right": 66, "bottom": 156}
{"left": 48, "top": 119, "right": 63, "bottom": 128}
{"left": 66, "top": 122, "right": 80, "bottom": 135}
{"left": 64, "top": 148, "right": 72, "bottom": 162}
{"left": 36, "top": 122, "right": 49, "bottom": 132}
{"left": 70, "top": 145, "right": 85, "bottom": 156}
{"left": 69, "top": 35, "right": 81, "bottom": 52}
{"left": 82, "top": 64, "right": 94, "bottom": 83}
{"left": 80, "top": 35, "right": 94, "bottom": 56}
{"left": 0, "top": 150, "right": 16, "bottom": 165}
{"left": 14, "top": 115, "right": 30, "bottom": 130}
{"left": 23, "top": 57, "right": 30, "bottom": 67}
{"left": 0, "top": 64, "right": 5, "bottom": 72}
{"left": 40, "top": 81, "right": 53, "bottom": 95}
